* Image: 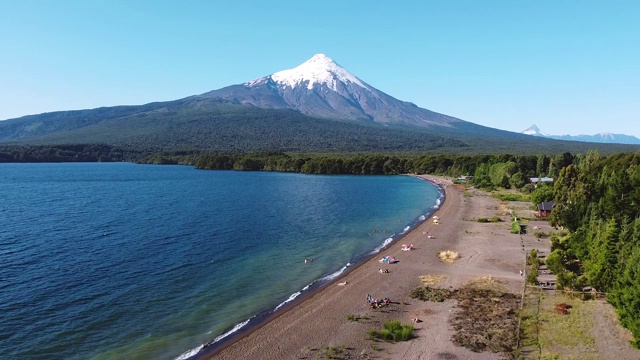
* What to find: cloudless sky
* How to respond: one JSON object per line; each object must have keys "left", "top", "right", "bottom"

{"left": 1, "top": 1, "right": 638, "bottom": 136}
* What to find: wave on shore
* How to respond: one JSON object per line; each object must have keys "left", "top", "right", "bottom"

{"left": 373, "top": 237, "right": 395, "bottom": 253}
{"left": 174, "top": 345, "right": 204, "bottom": 360}
{"left": 180, "top": 317, "right": 255, "bottom": 359}
{"left": 212, "top": 318, "right": 253, "bottom": 343}
{"left": 321, "top": 262, "right": 351, "bottom": 282}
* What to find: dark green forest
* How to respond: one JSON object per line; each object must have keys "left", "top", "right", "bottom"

{"left": 545, "top": 151, "right": 640, "bottom": 347}
{"left": 0, "top": 144, "right": 132, "bottom": 163}
{"left": 3, "top": 101, "right": 639, "bottom": 154}
{"left": 192, "top": 151, "right": 571, "bottom": 182}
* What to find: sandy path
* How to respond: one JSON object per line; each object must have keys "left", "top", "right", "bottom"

{"left": 203, "top": 178, "right": 526, "bottom": 359}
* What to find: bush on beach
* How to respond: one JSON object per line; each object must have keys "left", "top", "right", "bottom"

{"left": 438, "top": 250, "right": 460, "bottom": 263}
{"left": 346, "top": 314, "right": 368, "bottom": 322}
{"left": 368, "top": 320, "right": 415, "bottom": 342}
{"left": 511, "top": 221, "right": 521, "bottom": 234}
{"left": 410, "top": 286, "right": 454, "bottom": 302}
{"left": 476, "top": 216, "right": 503, "bottom": 223}
{"left": 411, "top": 277, "right": 519, "bottom": 355}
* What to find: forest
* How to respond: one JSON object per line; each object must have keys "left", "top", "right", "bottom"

{"left": 0, "top": 144, "right": 132, "bottom": 162}
{"left": 546, "top": 151, "right": 640, "bottom": 347}
{"left": 192, "top": 151, "right": 572, "bottom": 180}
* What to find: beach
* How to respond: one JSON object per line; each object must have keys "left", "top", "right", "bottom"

{"left": 203, "top": 176, "right": 527, "bottom": 359}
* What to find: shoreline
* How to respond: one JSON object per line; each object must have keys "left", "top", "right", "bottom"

{"left": 189, "top": 173, "right": 640, "bottom": 360}
{"left": 196, "top": 175, "right": 452, "bottom": 359}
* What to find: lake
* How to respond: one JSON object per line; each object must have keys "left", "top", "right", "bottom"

{"left": 0, "top": 163, "right": 441, "bottom": 359}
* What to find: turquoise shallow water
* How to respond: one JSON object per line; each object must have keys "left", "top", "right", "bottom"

{"left": 0, "top": 163, "right": 441, "bottom": 359}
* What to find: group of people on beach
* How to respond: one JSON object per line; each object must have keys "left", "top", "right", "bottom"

{"left": 367, "top": 294, "right": 390, "bottom": 309}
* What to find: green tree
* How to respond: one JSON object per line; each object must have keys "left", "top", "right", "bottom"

{"left": 530, "top": 186, "right": 554, "bottom": 205}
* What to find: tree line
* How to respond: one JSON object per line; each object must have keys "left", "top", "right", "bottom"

{"left": 0, "top": 144, "right": 573, "bottom": 187}
{"left": 192, "top": 152, "right": 574, "bottom": 180}
{"left": 0, "top": 144, "right": 130, "bottom": 162}
{"left": 543, "top": 151, "right": 640, "bottom": 347}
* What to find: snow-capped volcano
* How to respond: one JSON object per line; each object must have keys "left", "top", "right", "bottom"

{"left": 256, "top": 53, "right": 368, "bottom": 91}
{"left": 199, "top": 54, "right": 466, "bottom": 128}
{"left": 522, "top": 124, "right": 550, "bottom": 136}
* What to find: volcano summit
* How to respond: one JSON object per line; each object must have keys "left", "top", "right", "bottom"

{"left": 198, "top": 54, "right": 463, "bottom": 128}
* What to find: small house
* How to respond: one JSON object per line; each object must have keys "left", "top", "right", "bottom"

{"left": 537, "top": 202, "right": 558, "bottom": 217}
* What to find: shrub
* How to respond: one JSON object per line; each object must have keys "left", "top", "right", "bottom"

{"left": 410, "top": 286, "right": 454, "bottom": 302}
{"left": 438, "top": 250, "right": 460, "bottom": 263}
{"left": 556, "top": 270, "right": 577, "bottom": 289}
{"left": 545, "top": 250, "right": 564, "bottom": 274}
{"left": 526, "top": 269, "right": 539, "bottom": 285}
{"left": 346, "top": 313, "right": 368, "bottom": 322}
{"left": 476, "top": 216, "right": 503, "bottom": 223}
{"left": 511, "top": 221, "right": 521, "bottom": 234}
{"left": 534, "top": 231, "right": 549, "bottom": 239}
{"left": 320, "top": 345, "right": 347, "bottom": 359}
{"left": 521, "top": 183, "right": 535, "bottom": 194}
{"left": 526, "top": 249, "right": 541, "bottom": 285}
{"left": 493, "top": 193, "right": 529, "bottom": 202}
{"left": 451, "top": 286, "right": 520, "bottom": 353}
{"left": 369, "top": 320, "right": 415, "bottom": 342}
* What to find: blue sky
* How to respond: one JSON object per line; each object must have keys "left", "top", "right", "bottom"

{"left": 1, "top": 1, "right": 638, "bottom": 137}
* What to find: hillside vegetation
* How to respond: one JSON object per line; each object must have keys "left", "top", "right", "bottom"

{"left": 545, "top": 151, "right": 640, "bottom": 347}
{"left": 2, "top": 101, "right": 639, "bottom": 155}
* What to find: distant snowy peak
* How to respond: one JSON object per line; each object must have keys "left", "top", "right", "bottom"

{"left": 522, "top": 124, "right": 550, "bottom": 136}
{"left": 246, "top": 54, "right": 369, "bottom": 92}
{"left": 598, "top": 132, "right": 614, "bottom": 139}
{"left": 521, "top": 124, "right": 640, "bottom": 145}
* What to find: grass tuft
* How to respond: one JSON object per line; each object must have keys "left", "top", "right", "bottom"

{"left": 346, "top": 314, "right": 368, "bottom": 322}
{"left": 438, "top": 250, "right": 460, "bottom": 263}
{"left": 419, "top": 274, "right": 446, "bottom": 286}
{"left": 368, "top": 320, "right": 415, "bottom": 342}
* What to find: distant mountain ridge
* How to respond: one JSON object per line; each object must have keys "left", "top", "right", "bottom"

{"left": 522, "top": 124, "right": 640, "bottom": 145}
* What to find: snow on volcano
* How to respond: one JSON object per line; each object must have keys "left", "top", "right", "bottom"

{"left": 268, "top": 54, "right": 369, "bottom": 91}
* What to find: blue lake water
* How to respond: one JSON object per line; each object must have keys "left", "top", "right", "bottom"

{"left": 0, "top": 163, "right": 441, "bottom": 359}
